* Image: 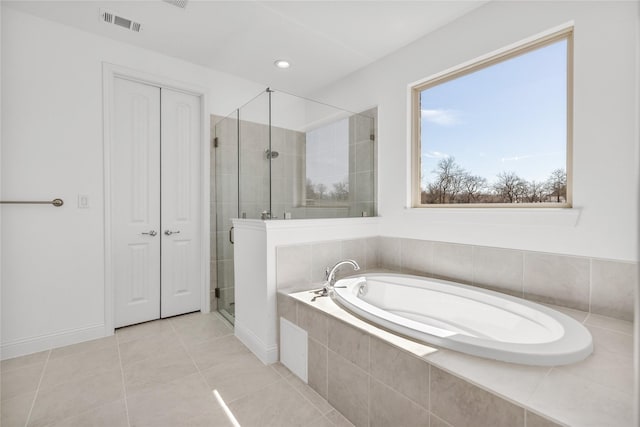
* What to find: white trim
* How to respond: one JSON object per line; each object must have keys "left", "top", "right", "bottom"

{"left": 102, "top": 63, "right": 211, "bottom": 335}
{"left": 235, "top": 319, "right": 279, "bottom": 365}
{"left": 1, "top": 324, "right": 105, "bottom": 360}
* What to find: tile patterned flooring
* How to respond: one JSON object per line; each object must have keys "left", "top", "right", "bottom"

{"left": 1, "top": 312, "right": 352, "bottom": 427}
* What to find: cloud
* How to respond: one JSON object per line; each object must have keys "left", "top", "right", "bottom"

{"left": 500, "top": 154, "right": 537, "bottom": 162}
{"left": 423, "top": 151, "right": 450, "bottom": 159}
{"left": 421, "top": 109, "right": 461, "bottom": 126}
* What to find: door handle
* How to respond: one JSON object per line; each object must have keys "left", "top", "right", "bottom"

{"left": 141, "top": 230, "right": 157, "bottom": 236}
{"left": 164, "top": 230, "right": 181, "bottom": 236}
{"left": 229, "top": 226, "right": 234, "bottom": 244}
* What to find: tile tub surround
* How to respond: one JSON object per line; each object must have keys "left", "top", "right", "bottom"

{"left": 276, "top": 236, "right": 637, "bottom": 321}
{"left": 278, "top": 290, "right": 634, "bottom": 427}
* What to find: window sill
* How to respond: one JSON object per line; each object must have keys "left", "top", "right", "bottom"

{"left": 404, "top": 206, "right": 581, "bottom": 227}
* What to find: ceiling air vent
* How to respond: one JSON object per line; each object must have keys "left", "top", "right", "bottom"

{"left": 163, "top": 0, "right": 188, "bottom": 9}
{"left": 100, "top": 9, "right": 142, "bottom": 32}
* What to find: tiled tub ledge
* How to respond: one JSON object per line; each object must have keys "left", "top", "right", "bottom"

{"left": 277, "top": 287, "right": 634, "bottom": 427}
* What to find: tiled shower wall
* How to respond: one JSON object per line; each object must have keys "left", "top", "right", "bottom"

{"left": 347, "top": 108, "right": 377, "bottom": 218}
{"left": 276, "top": 236, "right": 637, "bottom": 321}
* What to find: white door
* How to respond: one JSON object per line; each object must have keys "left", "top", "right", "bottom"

{"left": 160, "top": 88, "right": 202, "bottom": 317}
{"left": 112, "top": 78, "right": 161, "bottom": 328}
{"left": 112, "top": 79, "right": 202, "bottom": 328}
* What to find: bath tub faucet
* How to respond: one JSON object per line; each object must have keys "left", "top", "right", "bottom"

{"left": 326, "top": 259, "right": 361, "bottom": 288}
{"left": 311, "top": 260, "right": 361, "bottom": 302}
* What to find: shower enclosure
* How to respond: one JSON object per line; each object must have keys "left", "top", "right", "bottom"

{"left": 211, "top": 88, "right": 376, "bottom": 323}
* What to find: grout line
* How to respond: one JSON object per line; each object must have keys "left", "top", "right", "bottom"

{"left": 367, "top": 337, "right": 372, "bottom": 427}
{"left": 585, "top": 321, "right": 635, "bottom": 337}
{"left": 428, "top": 364, "right": 431, "bottom": 414}
{"left": 169, "top": 319, "right": 200, "bottom": 373}
{"left": 523, "top": 366, "right": 554, "bottom": 405}
{"left": 23, "top": 349, "right": 51, "bottom": 427}
{"left": 430, "top": 413, "right": 454, "bottom": 427}
{"left": 115, "top": 332, "right": 132, "bottom": 427}
{"left": 588, "top": 258, "right": 593, "bottom": 315}
{"left": 325, "top": 343, "right": 329, "bottom": 403}
{"left": 165, "top": 315, "right": 242, "bottom": 402}
{"left": 367, "top": 373, "right": 371, "bottom": 427}
{"left": 521, "top": 251, "right": 525, "bottom": 298}
{"left": 168, "top": 314, "right": 261, "bottom": 407}
{"left": 282, "top": 369, "right": 332, "bottom": 417}
{"left": 470, "top": 245, "right": 477, "bottom": 286}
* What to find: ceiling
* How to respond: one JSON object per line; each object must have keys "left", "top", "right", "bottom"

{"left": 4, "top": 0, "right": 487, "bottom": 95}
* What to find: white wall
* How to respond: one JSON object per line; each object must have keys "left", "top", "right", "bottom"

{"left": 310, "top": 1, "right": 639, "bottom": 262}
{"left": 0, "top": 8, "right": 264, "bottom": 358}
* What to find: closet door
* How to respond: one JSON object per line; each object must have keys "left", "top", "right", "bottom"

{"left": 112, "top": 78, "right": 161, "bottom": 328}
{"left": 160, "top": 88, "right": 202, "bottom": 317}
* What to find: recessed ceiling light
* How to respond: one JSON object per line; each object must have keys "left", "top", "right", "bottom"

{"left": 274, "top": 60, "right": 291, "bottom": 69}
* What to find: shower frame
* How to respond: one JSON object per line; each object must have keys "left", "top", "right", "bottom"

{"left": 212, "top": 88, "right": 377, "bottom": 323}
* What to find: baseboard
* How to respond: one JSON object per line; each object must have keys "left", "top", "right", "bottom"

{"left": 234, "top": 319, "right": 278, "bottom": 365}
{"left": 1, "top": 323, "right": 107, "bottom": 360}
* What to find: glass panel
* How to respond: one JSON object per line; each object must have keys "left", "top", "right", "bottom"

{"left": 349, "top": 111, "right": 376, "bottom": 217}
{"left": 211, "top": 89, "right": 378, "bottom": 323}
{"left": 213, "top": 110, "right": 238, "bottom": 323}
{"left": 238, "top": 91, "right": 272, "bottom": 219}
{"left": 270, "top": 90, "right": 377, "bottom": 219}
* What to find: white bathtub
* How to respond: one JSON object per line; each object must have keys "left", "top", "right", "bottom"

{"left": 331, "top": 273, "right": 593, "bottom": 366}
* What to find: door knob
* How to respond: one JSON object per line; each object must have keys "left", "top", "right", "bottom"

{"left": 164, "top": 230, "right": 180, "bottom": 236}
{"left": 141, "top": 230, "right": 157, "bottom": 236}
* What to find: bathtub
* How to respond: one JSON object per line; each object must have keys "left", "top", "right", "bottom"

{"left": 331, "top": 273, "right": 593, "bottom": 366}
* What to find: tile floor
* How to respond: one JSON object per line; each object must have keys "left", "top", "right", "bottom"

{"left": 1, "top": 312, "right": 352, "bottom": 427}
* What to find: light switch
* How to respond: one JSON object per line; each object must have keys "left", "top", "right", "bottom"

{"left": 78, "top": 194, "right": 89, "bottom": 209}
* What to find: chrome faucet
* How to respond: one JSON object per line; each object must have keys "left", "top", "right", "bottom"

{"left": 325, "top": 259, "right": 360, "bottom": 288}
{"left": 311, "top": 259, "right": 361, "bottom": 301}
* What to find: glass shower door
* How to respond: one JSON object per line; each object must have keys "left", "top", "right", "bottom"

{"left": 213, "top": 112, "right": 239, "bottom": 323}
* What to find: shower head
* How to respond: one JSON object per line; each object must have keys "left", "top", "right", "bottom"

{"left": 265, "top": 149, "right": 279, "bottom": 159}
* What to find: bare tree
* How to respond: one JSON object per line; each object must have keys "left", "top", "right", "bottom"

{"left": 422, "top": 183, "right": 439, "bottom": 204}
{"left": 305, "top": 178, "right": 317, "bottom": 200}
{"left": 545, "top": 168, "right": 567, "bottom": 202}
{"left": 331, "top": 181, "right": 349, "bottom": 201}
{"left": 493, "top": 171, "right": 527, "bottom": 203}
{"left": 460, "top": 174, "right": 487, "bottom": 203}
{"left": 526, "top": 180, "right": 547, "bottom": 203}
{"left": 430, "top": 157, "right": 466, "bottom": 203}
{"left": 422, "top": 161, "right": 566, "bottom": 205}
{"left": 316, "top": 183, "right": 327, "bottom": 199}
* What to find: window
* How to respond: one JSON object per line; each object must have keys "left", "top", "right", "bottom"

{"left": 412, "top": 29, "right": 572, "bottom": 207}
{"left": 305, "top": 118, "right": 350, "bottom": 206}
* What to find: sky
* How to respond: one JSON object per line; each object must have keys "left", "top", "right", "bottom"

{"left": 420, "top": 38, "right": 567, "bottom": 189}
{"left": 306, "top": 117, "right": 349, "bottom": 189}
